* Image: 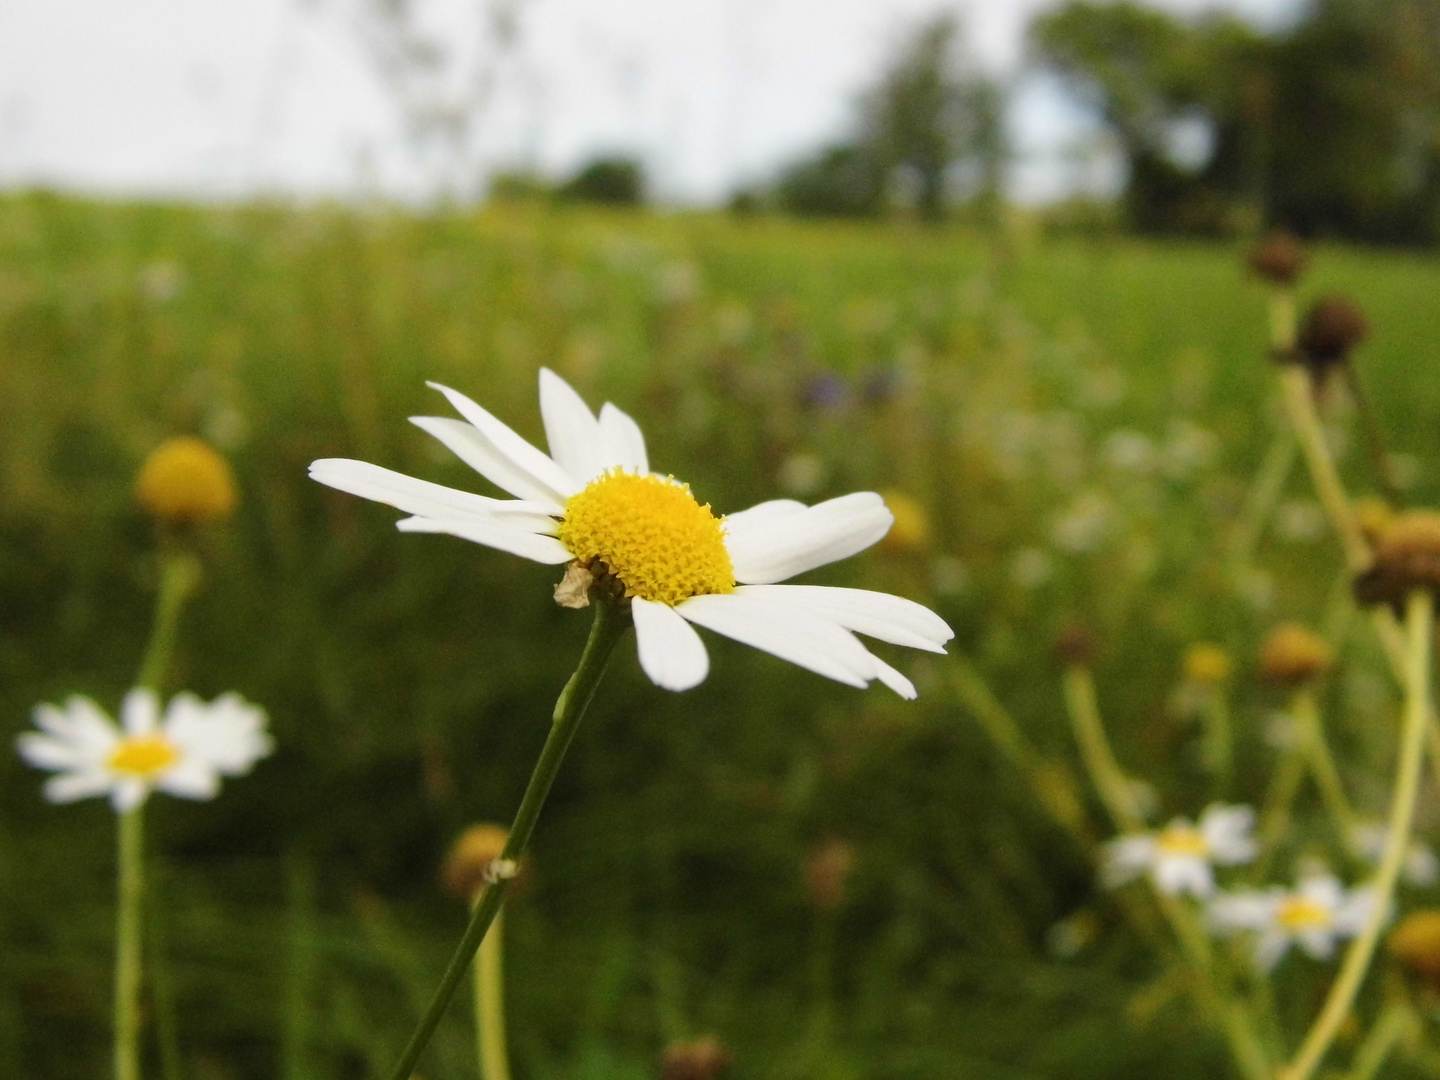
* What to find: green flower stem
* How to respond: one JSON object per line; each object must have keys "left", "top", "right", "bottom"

{"left": 1340, "top": 362, "right": 1404, "bottom": 508}
{"left": 1062, "top": 663, "right": 1271, "bottom": 1080}
{"left": 1345, "top": 1000, "right": 1413, "bottom": 1080}
{"left": 1199, "top": 692, "right": 1235, "bottom": 797}
{"left": 1062, "top": 665, "right": 1142, "bottom": 832}
{"left": 1269, "top": 291, "right": 1296, "bottom": 354}
{"left": 383, "top": 597, "right": 630, "bottom": 1080}
{"left": 115, "top": 806, "right": 145, "bottom": 1080}
{"left": 1284, "top": 590, "right": 1434, "bottom": 1080}
{"left": 1278, "top": 364, "right": 1371, "bottom": 576}
{"left": 137, "top": 551, "right": 202, "bottom": 693}
{"left": 949, "top": 657, "right": 1093, "bottom": 846}
{"left": 1228, "top": 428, "right": 1296, "bottom": 573}
{"left": 1255, "top": 745, "right": 1306, "bottom": 883}
{"left": 1291, "top": 690, "right": 1356, "bottom": 839}
{"left": 473, "top": 904, "right": 510, "bottom": 1080}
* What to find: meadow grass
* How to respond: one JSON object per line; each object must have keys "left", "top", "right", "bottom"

{"left": 3, "top": 191, "right": 1440, "bottom": 1079}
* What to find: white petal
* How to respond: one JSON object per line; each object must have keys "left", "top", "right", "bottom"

{"left": 1255, "top": 930, "right": 1291, "bottom": 972}
{"left": 598, "top": 402, "right": 648, "bottom": 474}
{"left": 110, "top": 780, "right": 151, "bottom": 814}
{"left": 428, "top": 382, "right": 580, "bottom": 496}
{"left": 397, "top": 516, "right": 574, "bottom": 564}
{"left": 675, "top": 592, "right": 876, "bottom": 689}
{"left": 1200, "top": 804, "right": 1258, "bottom": 865}
{"left": 1154, "top": 854, "right": 1213, "bottom": 897}
{"left": 411, "top": 416, "right": 571, "bottom": 506}
{"left": 17, "top": 732, "right": 102, "bottom": 772}
{"left": 723, "top": 499, "right": 807, "bottom": 532}
{"left": 1298, "top": 929, "right": 1337, "bottom": 960}
{"left": 43, "top": 770, "right": 116, "bottom": 803}
{"left": 632, "top": 598, "right": 710, "bottom": 691}
{"left": 1206, "top": 891, "right": 1276, "bottom": 933}
{"left": 867, "top": 653, "right": 917, "bottom": 700}
{"left": 121, "top": 689, "right": 161, "bottom": 736}
{"left": 1406, "top": 844, "right": 1439, "bottom": 886}
{"left": 538, "top": 368, "right": 609, "bottom": 484}
{"left": 1101, "top": 835, "right": 1155, "bottom": 888}
{"left": 724, "top": 492, "right": 894, "bottom": 584}
{"left": 734, "top": 585, "right": 952, "bottom": 652}
{"left": 156, "top": 759, "right": 222, "bottom": 801}
{"left": 163, "top": 693, "right": 273, "bottom": 776}
{"left": 309, "top": 458, "right": 561, "bottom": 528}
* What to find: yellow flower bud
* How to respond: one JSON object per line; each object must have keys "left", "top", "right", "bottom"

{"left": 136, "top": 437, "right": 237, "bottom": 524}
{"left": 441, "top": 823, "right": 513, "bottom": 901}
{"left": 1183, "top": 643, "right": 1232, "bottom": 685}
{"left": 661, "top": 1037, "right": 731, "bottom": 1080}
{"left": 1389, "top": 909, "right": 1440, "bottom": 984}
{"left": 1356, "top": 510, "right": 1440, "bottom": 610}
{"left": 1258, "top": 623, "right": 1333, "bottom": 687}
{"left": 880, "top": 491, "right": 932, "bottom": 553}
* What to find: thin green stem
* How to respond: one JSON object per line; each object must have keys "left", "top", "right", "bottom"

{"left": 474, "top": 905, "right": 510, "bottom": 1080}
{"left": 1062, "top": 665, "right": 1142, "bottom": 832}
{"left": 1199, "top": 693, "right": 1235, "bottom": 798}
{"left": 1283, "top": 590, "right": 1434, "bottom": 1080}
{"left": 136, "top": 552, "right": 201, "bottom": 693}
{"left": 115, "top": 807, "right": 144, "bottom": 1080}
{"left": 1292, "top": 689, "right": 1356, "bottom": 838}
{"left": 382, "top": 597, "right": 630, "bottom": 1080}
{"left": 1346, "top": 1001, "right": 1413, "bottom": 1080}
{"left": 1255, "top": 746, "right": 1306, "bottom": 883}
{"left": 1341, "top": 362, "right": 1403, "bottom": 508}
{"left": 949, "top": 657, "right": 1093, "bottom": 845}
{"left": 1229, "top": 428, "right": 1296, "bottom": 573}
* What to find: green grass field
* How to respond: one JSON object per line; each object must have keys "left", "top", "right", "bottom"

{"left": 4, "top": 192, "right": 1440, "bottom": 1079}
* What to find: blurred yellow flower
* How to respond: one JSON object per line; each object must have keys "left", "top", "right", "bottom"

{"left": 1183, "top": 643, "right": 1232, "bottom": 685}
{"left": 1258, "top": 623, "right": 1333, "bottom": 686}
{"left": 443, "top": 822, "right": 515, "bottom": 900}
{"left": 1389, "top": 909, "right": 1440, "bottom": 983}
{"left": 879, "top": 490, "right": 932, "bottom": 553}
{"left": 136, "top": 436, "right": 237, "bottom": 524}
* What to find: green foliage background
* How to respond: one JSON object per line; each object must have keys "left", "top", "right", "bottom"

{"left": 3, "top": 193, "right": 1440, "bottom": 1078}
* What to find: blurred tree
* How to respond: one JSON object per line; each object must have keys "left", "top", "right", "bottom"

{"left": 1030, "top": 0, "right": 1440, "bottom": 243}
{"left": 557, "top": 157, "right": 646, "bottom": 206}
{"left": 770, "top": 13, "right": 1005, "bottom": 222}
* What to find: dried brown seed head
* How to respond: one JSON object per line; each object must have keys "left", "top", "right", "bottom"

{"left": 1296, "top": 295, "right": 1369, "bottom": 370}
{"left": 1054, "top": 626, "right": 1096, "bottom": 667}
{"left": 804, "top": 837, "right": 855, "bottom": 911}
{"left": 660, "top": 1037, "right": 731, "bottom": 1080}
{"left": 1258, "top": 623, "right": 1333, "bottom": 686}
{"left": 1355, "top": 510, "right": 1440, "bottom": 609}
{"left": 1247, "top": 232, "right": 1306, "bottom": 285}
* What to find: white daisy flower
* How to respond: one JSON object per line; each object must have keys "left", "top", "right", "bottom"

{"left": 1350, "top": 821, "right": 1440, "bottom": 887}
{"left": 1208, "top": 874, "right": 1375, "bottom": 972}
{"left": 309, "top": 369, "right": 953, "bottom": 696}
{"left": 17, "top": 689, "right": 273, "bottom": 813}
{"left": 1102, "top": 803, "right": 1257, "bottom": 897}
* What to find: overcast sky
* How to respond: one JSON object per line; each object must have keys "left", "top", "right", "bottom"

{"left": 0, "top": 0, "right": 1300, "bottom": 205}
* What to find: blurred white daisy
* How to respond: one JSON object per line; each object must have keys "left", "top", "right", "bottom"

{"left": 18, "top": 689, "right": 272, "bottom": 813}
{"left": 1208, "top": 874, "right": 1374, "bottom": 972}
{"left": 1102, "top": 804, "right": 1257, "bottom": 897}
{"left": 1351, "top": 822, "right": 1440, "bottom": 887}
{"left": 310, "top": 370, "right": 952, "bottom": 697}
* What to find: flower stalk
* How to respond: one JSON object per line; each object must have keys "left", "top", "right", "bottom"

{"left": 474, "top": 905, "right": 510, "bottom": 1080}
{"left": 114, "top": 806, "right": 144, "bottom": 1080}
{"left": 1282, "top": 589, "right": 1434, "bottom": 1080}
{"left": 383, "top": 596, "right": 630, "bottom": 1080}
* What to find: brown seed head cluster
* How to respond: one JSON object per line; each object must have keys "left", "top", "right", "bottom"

{"left": 1295, "top": 295, "right": 1369, "bottom": 370}
{"left": 1389, "top": 909, "right": 1440, "bottom": 985}
{"left": 1355, "top": 511, "right": 1440, "bottom": 610}
{"left": 660, "top": 1037, "right": 731, "bottom": 1080}
{"left": 136, "top": 437, "right": 237, "bottom": 524}
{"left": 442, "top": 823, "right": 513, "bottom": 901}
{"left": 1247, "top": 232, "right": 1306, "bottom": 285}
{"left": 804, "top": 837, "right": 855, "bottom": 911}
{"left": 1258, "top": 623, "right": 1333, "bottom": 686}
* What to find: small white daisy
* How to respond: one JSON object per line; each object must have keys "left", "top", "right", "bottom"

{"left": 309, "top": 370, "right": 953, "bottom": 696}
{"left": 17, "top": 689, "right": 273, "bottom": 813}
{"left": 1208, "top": 873, "right": 1375, "bottom": 972}
{"left": 1350, "top": 821, "right": 1440, "bottom": 887}
{"left": 1102, "top": 803, "right": 1257, "bottom": 897}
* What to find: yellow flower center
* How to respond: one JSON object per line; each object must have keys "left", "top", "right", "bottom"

{"left": 1277, "top": 896, "right": 1333, "bottom": 933}
{"left": 108, "top": 735, "right": 180, "bottom": 778}
{"left": 136, "top": 436, "right": 238, "bottom": 524}
{"left": 1155, "top": 825, "right": 1209, "bottom": 857}
{"left": 558, "top": 471, "right": 734, "bottom": 605}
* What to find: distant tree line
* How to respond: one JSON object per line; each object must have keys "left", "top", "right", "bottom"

{"left": 748, "top": 0, "right": 1440, "bottom": 245}
{"left": 1031, "top": 0, "right": 1440, "bottom": 243}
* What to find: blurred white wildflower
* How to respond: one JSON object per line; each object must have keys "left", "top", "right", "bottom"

{"left": 1046, "top": 910, "right": 1100, "bottom": 959}
{"left": 1010, "top": 547, "right": 1054, "bottom": 589}
{"left": 17, "top": 690, "right": 272, "bottom": 813}
{"left": 1351, "top": 822, "right": 1440, "bottom": 887}
{"left": 1051, "top": 491, "right": 1113, "bottom": 553}
{"left": 1161, "top": 421, "right": 1219, "bottom": 478}
{"left": 1078, "top": 367, "right": 1127, "bottom": 410}
{"left": 1103, "top": 430, "right": 1155, "bottom": 473}
{"left": 1208, "top": 874, "right": 1374, "bottom": 972}
{"left": 139, "top": 261, "right": 184, "bottom": 302}
{"left": 1102, "top": 804, "right": 1257, "bottom": 897}
{"left": 655, "top": 261, "right": 700, "bottom": 305}
{"left": 1236, "top": 567, "right": 1276, "bottom": 612}
{"left": 777, "top": 453, "right": 827, "bottom": 497}
{"left": 1274, "top": 498, "right": 1327, "bottom": 542}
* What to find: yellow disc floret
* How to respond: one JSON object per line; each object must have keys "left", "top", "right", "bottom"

{"left": 558, "top": 471, "right": 734, "bottom": 606}
{"left": 1277, "top": 896, "right": 1333, "bottom": 933}
{"left": 1155, "top": 825, "right": 1209, "bottom": 857}
{"left": 109, "top": 735, "right": 180, "bottom": 778}
{"left": 136, "top": 436, "right": 237, "bottom": 524}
